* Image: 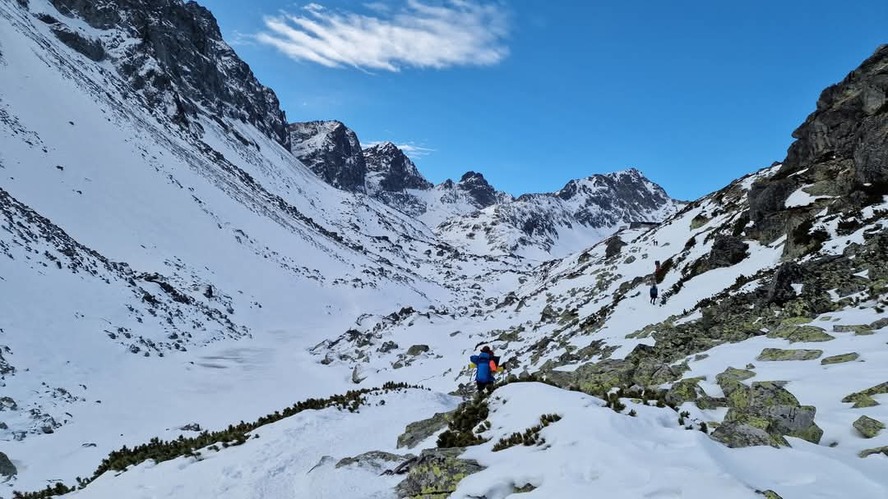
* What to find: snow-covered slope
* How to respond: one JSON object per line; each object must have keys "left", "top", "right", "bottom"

{"left": 0, "top": 0, "right": 526, "bottom": 492}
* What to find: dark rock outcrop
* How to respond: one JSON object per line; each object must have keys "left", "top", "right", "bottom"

{"left": 0, "top": 451, "right": 16, "bottom": 479}
{"left": 49, "top": 23, "right": 105, "bottom": 61}
{"left": 363, "top": 142, "right": 433, "bottom": 192}
{"left": 288, "top": 121, "right": 367, "bottom": 192}
{"left": 748, "top": 45, "right": 888, "bottom": 249}
{"left": 456, "top": 171, "right": 498, "bottom": 208}
{"left": 48, "top": 0, "right": 288, "bottom": 145}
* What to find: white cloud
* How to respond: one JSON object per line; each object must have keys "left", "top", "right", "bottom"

{"left": 255, "top": 1, "right": 510, "bottom": 71}
{"left": 366, "top": 141, "right": 436, "bottom": 158}
{"left": 396, "top": 143, "right": 436, "bottom": 157}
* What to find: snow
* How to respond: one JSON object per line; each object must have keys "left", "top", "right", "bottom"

{"left": 785, "top": 186, "right": 833, "bottom": 208}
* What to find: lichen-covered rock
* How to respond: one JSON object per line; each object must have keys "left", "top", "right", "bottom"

{"left": 859, "top": 446, "right": 888, "bottom": 458}
{"left": 843, "top": 382, "right": 888, "bottom": 408}
{"left": 821, "top": 353, "right": 860, "bottom": 365}
{"left": 766, "top": 324, "right": 834, "bottom": 343}
{"left": 711, "top": 422, "right": 776, "bottom": 448}
{"left": 406, "top": 344, "right": 430, "bottom": 356}
{"left": 852, "top": 415, "right": 885, "bottom": 438}
{"left": 665, "top": 377, "right": 705, "bottom": 406}
{"left": 715, "top": 381, "right": 822, "bottom": 447}
{"left": 394, "top": 448, "right": 484, "bottom": 498}
{"left": 0, "top": 451, "right": 15, "bottom": 478}
{"left": 757, "top": 348, "right": 823, "bottom": 361}
{"left": 716, "top": 367, "right": 756, "bottom": 384}
{"left": 335, "top": 450, "right": 414, "bottom": 473}
{"left": 398, "top": 412, "right": 452, "bottom": 449}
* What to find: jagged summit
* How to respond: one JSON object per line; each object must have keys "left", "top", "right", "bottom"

{"left": 289, "top": 122, "right": 680, "bottom": 257}
{"left": 455, "top": 171, "right": 499, "bottom": 208}
{"left": 287, "top": 120, "right": 367, "bottom": 192}
{"left": 363, "top": 141, "right": 433, "bottom": 193}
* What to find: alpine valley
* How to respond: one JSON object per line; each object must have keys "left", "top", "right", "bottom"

{"left": 0, "top": 1, "right": 887, "bottom": 498}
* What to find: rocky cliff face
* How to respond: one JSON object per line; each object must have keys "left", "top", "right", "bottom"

{"left": 46, "top": 0, "right": 288, "bottom": 145}
{"left": 455, "top": 171, "right": 500, "bottom": 208}
{"left": 748, "top": 45, "right": 888, "bottom": 255}
{"left": 288, "top": 121, "right": 367, "bottom": 192}
{"left": 363, "top": 142, "right": 434, "bottom": 193}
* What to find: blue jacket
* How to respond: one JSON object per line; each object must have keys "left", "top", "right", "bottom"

{"left": 470, "top": 352, "right": 496, "bottom": 383}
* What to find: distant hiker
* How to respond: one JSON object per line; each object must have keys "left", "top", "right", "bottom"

{"left": 469, "top": 346, "right": 499, "bottom": 394}
{"left": 655, "top": 260, "right": 661, "bottom": 274}
{"left": 649, "top": 284, "right": 658, "bottom": 305}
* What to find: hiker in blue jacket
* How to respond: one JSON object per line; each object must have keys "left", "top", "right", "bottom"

{"left": 469, "top": 346, "right": 498, "bottom": 394}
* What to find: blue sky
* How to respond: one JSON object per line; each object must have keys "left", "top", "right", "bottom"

{"left": 200, "top": 0, "right": 886, "bottom": 200}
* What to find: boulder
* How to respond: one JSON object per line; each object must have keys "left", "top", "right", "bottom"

{"left": 821, "top": 353, "right": 860, "bottom": 365}
{"left": 394, "top": 448, "right": 484, "bottom": 498}
{"left": 843, "top": 382, "right": 888, "bottom": 408}
{"left": 757, "top": 348, "right": 822, "bottom": 361}
{"left": 406, "top": 344, "right": 430, "bottom": 356}
{"left": 714, "top": 381, "right": 822, "bottom": 447}
{"left": 852, "top": 415, "right": 885, "bottom": 438}
{"left": 711, "top": 422, "right": 775, "bottom": 448}
{"left": 0, "top": 451, "right": 15, "bottom": 479}
{"left": 397, "top": 412, "right": 451, "bottom": 449}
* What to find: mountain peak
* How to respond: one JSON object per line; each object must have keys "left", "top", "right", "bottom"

{"left": 363, "top": 142, "right": 432, "bottom": 192}
{"left": 456, "top": 171, "right": 499, "bottom": 208}
{"left": 288, "top": 120, "right": 367, "bottom": 192}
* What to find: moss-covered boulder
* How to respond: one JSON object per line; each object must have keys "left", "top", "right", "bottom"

{"left": 712, "top": 381, "right": 822, "bottom": 447}
{"left": 821, "top": 353, "right": 860, "bottom": 365}
{"left": 0, "top": 451, "right": 16, "bottom": 479}
{"left": 665, "top": 377, "right": 706, "bottom": 406}
{"left": 406, "top": 344, "right": 430, "bottom": 356}
{"left": 842, "top": 382, "right": 888, "bottom": 408}
{"left": 395, "top": 448, "right": 484, "bottom": 498}
{"left": 398, "top": 412, "right": 451, "bottom": 449}
{"left": 767, "top": 324, "right": 834, "bottom": 343}
{"left": 853, "top": 415, "right": 885, "bottom": 438}
{"left": 757, "top": 348, "right": 823, "bottom": 361}
{"left": 711, "top": 422, "right": 776, "bottom": 448}
{"left": 716, "top": 367, "right": 756, "bottom": 384}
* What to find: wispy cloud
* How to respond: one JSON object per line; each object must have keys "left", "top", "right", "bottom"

{"left": 366, "top": 141, "right": 436, "bottom": 158}
{"left": 396, "top": 143, "right": 436, "bottom": 158}
{"left": 255, "top": 1, "right": 510, "bottom": 71}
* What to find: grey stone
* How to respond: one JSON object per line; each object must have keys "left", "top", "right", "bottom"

{"left": 406, "top": 344, "right": 430, "bottom": 356}
{"left": 397, "top": 411, "right": 451, "bottom": 449}
{"left": 0, "top": 451, "right": 15, "bottom": 478}
{"left": 710, "top": 422, "right": 776, "bottom": 448}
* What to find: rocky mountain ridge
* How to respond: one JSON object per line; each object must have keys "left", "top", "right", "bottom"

{"left": 288, "top": 120, "right": 683, "bottom": 258}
